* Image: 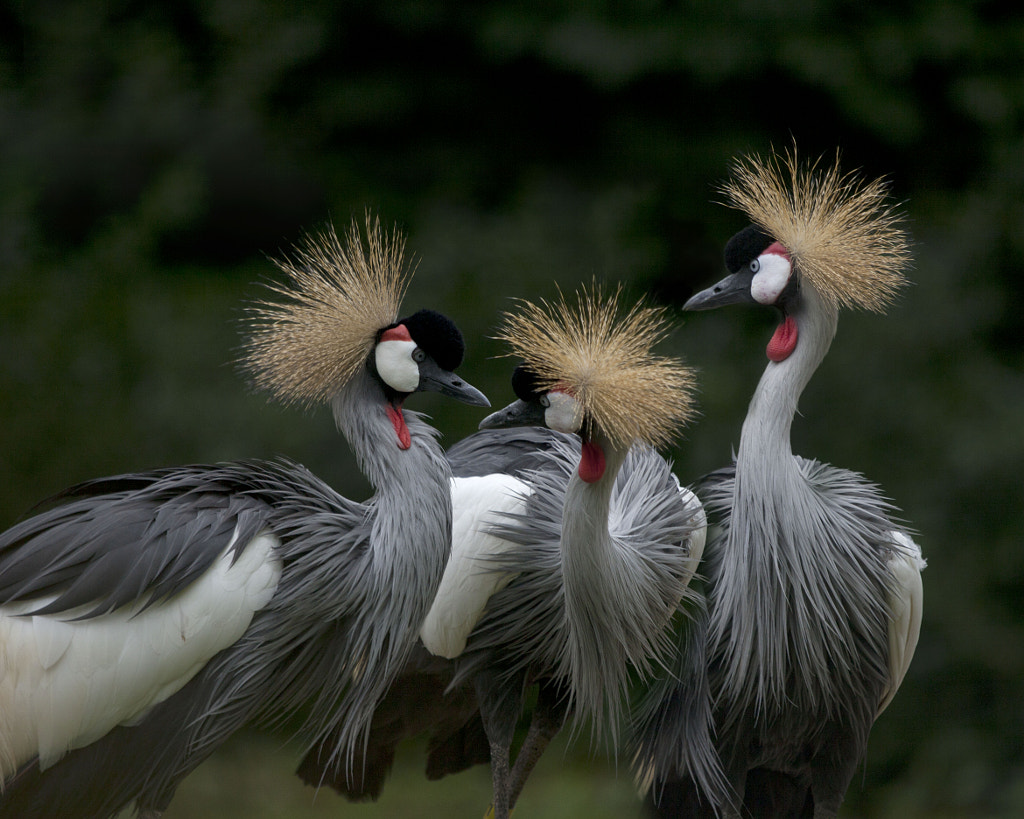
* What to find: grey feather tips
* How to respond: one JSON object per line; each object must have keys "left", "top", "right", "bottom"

{"left": 240, "top": 216, "right": 412, "bottom": 406}
{"left": 721, "top": 146, "right": 912, "bottom": 313}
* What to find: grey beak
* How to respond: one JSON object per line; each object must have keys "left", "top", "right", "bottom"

{"left": 478, "top": 398, "right": 547, "bottom": 430}
{"left": 417, "top": 359, "right": 490, "bottom": 407}
{"left": 683, "top": 271, "right": 756, "bottom": 311}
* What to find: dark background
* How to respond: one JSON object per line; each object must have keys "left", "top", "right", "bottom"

{"left": 1, "top": 1, "right": 1022, "bottom": 816}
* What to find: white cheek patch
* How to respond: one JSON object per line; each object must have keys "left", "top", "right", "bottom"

{"left": 544, "top": 390, "right": 583, "bottom": 434}
{"left": 375, "top": 339, "right": 420, "bottom": 393}
{"left": 750, "top": 253, "right": 792, "bottom": 305}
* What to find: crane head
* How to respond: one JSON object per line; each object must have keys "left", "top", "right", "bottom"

{"left": 684, "top": 224, "right": 800, "bottom": 313}
{"left": 240, "top": 216, "right": 487, "bottom": 410}
{"left": 684, "top": 223, "right": 807, "bottom": 362}
{"left": 700, "top": 146, "right": 911, "bottom": 315}
{"left": 484, "top": 282, "right": 698, "bottom": 458}
{"left": 480, "top": 363, "right": 606, "bottom": 482}
{"left": 478, "top": 363, "right": 582, "bottom": 433}
{"left": 684, "top": 148, "right": 911, "bottom": 363}
{"left": 373, "top": 309, "right": 490, "bottom": 407}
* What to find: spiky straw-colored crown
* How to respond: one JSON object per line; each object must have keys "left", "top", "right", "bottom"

{"left": 496, "top": 283, "right": 698, "bottom": 451}
{"left": 241, "top": 216, "right": 411, "bottom": 406}
{"left": 721, "top": 147, "right": 911, "bottom": 313}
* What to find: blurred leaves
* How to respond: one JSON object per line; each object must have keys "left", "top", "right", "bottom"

{"left": 2, "top": 0, "right": 1024, "bottom": 815}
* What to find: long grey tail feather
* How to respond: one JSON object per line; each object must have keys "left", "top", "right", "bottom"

{"left": 629, "top": 596, "right": 734, "bottom": 817}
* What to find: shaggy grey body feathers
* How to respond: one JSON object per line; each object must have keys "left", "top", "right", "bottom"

{"left": 701, "top": 458, "right": 911, "bottom": 753}
{"left": 0, "top": 369, "right": 455, "bottom": 819}
{"left": 454, "top": 433, "right": 702, "bottom": 736}
{"left": 299, "top": 425, "right": 722, "bottom": 807}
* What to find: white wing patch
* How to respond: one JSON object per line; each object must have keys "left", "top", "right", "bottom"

{"left": 419, "top": 474, "right": 530, "bottom": 659}
{"left": 878, "top": 530, "right": 925, "bottom": 715}
{"left": 674, "top": 478, "right": 707, "bottom": 593}
{"left": 0, "top": 528, "right": 282, "bottom": 779}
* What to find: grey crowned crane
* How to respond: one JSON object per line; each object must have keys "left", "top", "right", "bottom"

{"left": 299, "top": 285, "right": 723, "bottom": 818}
{"left": 0, "top": 218, "right": 489, "bottom": 819}
{"left": 638, "top": 150, "right": 926, "bottom": 818}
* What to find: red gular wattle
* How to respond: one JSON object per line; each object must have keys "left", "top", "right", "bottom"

{"left": 578, "top": 440, "right": 606, "bottom": 483}
{"left": 767, "top": 315, "right": 799, "bottom": 362}
{"left": 386, "top": 403, "right": 412, "bottom": 449}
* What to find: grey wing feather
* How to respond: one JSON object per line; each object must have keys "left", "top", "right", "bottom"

{"left": 0, "top": 459, "right": 363, "bottom": 619}
{"left": 0, "top": 458, "right": 372, "bottom": 819}
{"left": 0, "top": 470, "right": 263, "bottom": 617}
{"left": 447, "top": 427, "right": 575, "bottom": 479}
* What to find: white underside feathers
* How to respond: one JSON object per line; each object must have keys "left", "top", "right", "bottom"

{"left": 419, "top": 475, "right": 530, "bottom": 659}
{"left": 879, "top": 530, "right": 925, "bottom": 715}
{"left": 0, "top": 528, "right": 283, "bottom": 780}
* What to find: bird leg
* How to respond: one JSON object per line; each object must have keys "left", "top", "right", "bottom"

{"left": 475, "top": 670, "right": 525, "bottom": 819}
{"left": 508, "top": 680, "right": 568, "bottom": 809}
{"left": 486, "top": 738, "right": 513, "bottom": 819}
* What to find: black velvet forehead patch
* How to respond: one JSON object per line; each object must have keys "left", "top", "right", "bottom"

{"left": 510, "top": 363, "right": 544, "bottom": 403}
{"left": 724, "top": 224, "right": 773, "bottom": 273}
{"left": 390, "top": 308, "right": 466, "bottom": 371}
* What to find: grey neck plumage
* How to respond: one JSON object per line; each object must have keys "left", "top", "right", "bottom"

{"left": 330, "top": 367, "right": 452, "bottom": 617}
{"left": 713, "top": 284, "right": 856, "bottom": 717}
{"left": 559, "top": 434, "right": 690, "bottom": 741}
{"left": 303, "top": 369, "right": 452, "bottom": 754}
{"left": 737, "top": 287, "right": 837, "bottom": 468}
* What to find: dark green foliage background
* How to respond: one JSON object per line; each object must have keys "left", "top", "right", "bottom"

{"left": 1, "top": 1, "right": 1022, "bottom": 816}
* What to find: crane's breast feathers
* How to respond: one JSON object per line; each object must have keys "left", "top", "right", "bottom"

{"left": 697, "top": 456, "right": 925, "bottom": 714}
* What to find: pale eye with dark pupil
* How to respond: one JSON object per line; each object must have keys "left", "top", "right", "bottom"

{"left": 539, "top": 394, "right": 551, "bottom": 408}
{"left": 749, "top": 259, "right": 760, "bottom": 273}
{"left": 412, "top": 348, "right": 426, "bottom": 363}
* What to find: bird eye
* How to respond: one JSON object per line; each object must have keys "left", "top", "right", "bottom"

{"left": 539, "top": 394, "right": 551, "bottom": 408}
{"left": 749, "top": 259, "right": 761, "bottom": 273}
{"left": 412, "top": 347, "right": 426, "bottom": 363}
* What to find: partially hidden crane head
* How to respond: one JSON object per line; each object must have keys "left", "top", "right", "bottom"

{"left": 684, "top": 146, "right": 912, "bottom": 362}
{"left": 479, "top": 282, "right": 698, "bottom": 483}
{"left": 239, "top": 215, "right": 488, "bottom": 446}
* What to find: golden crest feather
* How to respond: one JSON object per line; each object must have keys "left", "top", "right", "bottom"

{"left": 721, "top": 146, "right": 911, "bottom": 313}
{"left": 240, "top": 215, "right": 411, "bottom": 406}
{"left": 496, "top": 282, "right": 698, "bottom": 451}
